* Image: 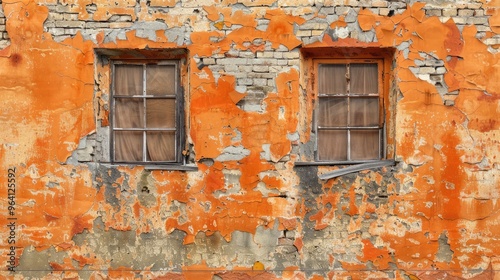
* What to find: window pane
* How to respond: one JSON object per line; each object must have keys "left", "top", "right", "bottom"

{"left": 147, "top": 132, "right": 176, "bottom": 161}
{"left": 114, "top": 131, "right": 143, "bottom": 161}
{"left": 350, "top": 97, "right": 379, "bottom": 127}
{"left": 350, "top": 64, "right": 378, "bottom": 94}
{"left": 318, "top": 64, "right": 347, "bottom": 95}
{"left": 114, "top": 65, "right": 143, "bottom": 96}
{"left": 350, "top": 130, "right": 380, "bottom": 160}
{"left": 146, "top": 99, "right": 176, "bottom": 128}
{"left": 115, "top": 98, "right": 144, "bottom": 128}
{"left": 147, "top": 65, "right": 176, "bottom": 96}
{"left": 318, "top": 130, "right": 347, "bottom": 161}
{"left": 318, "top": 97, "right": 348, "bottom": 127}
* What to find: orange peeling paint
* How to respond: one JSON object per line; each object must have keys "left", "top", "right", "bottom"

{"left": 1, "top": 1, "right": 500, "bottom": 279}
{"left": 358, "top": 9, "right": 377, "bottom": 31}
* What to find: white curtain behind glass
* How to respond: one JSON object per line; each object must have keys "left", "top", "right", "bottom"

{"left": 318, "top": 63, "right": 379, "bottom": 161}
{"left": 114, "top": 64, "right": 177, "bottom": 162}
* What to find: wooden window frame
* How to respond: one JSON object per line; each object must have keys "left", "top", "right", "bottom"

{"left": 298, "top": 47, "right": 395, "bottom": 168}
{"left": 110, "top": 60, "right": 185, "bottom": 165}
{"left": 314, "top": 58, "right": 384, "bottom": 163}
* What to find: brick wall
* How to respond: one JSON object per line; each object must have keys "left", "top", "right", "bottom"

{"left": 0, "top": 0, "right": 8, "bottom": 48}
{"left": 1, "top": 0, "right": 500, "bottom": 279}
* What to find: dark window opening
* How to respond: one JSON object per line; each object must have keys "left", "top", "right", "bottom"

{"left": 315, "top": 60, "right": 384, "bottom": 162}
{"left": 111, "top": 61, "right": 184, "bottom": 164}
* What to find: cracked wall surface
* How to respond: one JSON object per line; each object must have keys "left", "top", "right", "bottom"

{"left": 1, "top": 0, "right": 500, "bottom": 279}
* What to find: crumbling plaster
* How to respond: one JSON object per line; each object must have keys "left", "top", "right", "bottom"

{"left": 1, "top": 0, "right": 500, "bottom": 279}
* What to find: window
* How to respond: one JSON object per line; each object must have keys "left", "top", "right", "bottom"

{"left": 297, "top": 48, "right": 395, "bottom": 178}
{"left": 111, "top": 61, "right": 184, "bottom": 164}
{"left": 315, "top": 59, "right": 383, "bottom": 162}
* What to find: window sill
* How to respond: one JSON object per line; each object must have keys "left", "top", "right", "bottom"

{"left": 145, "top": 164, "right": 198, "bottom": 171}
{"left": 294, "top": 159, "right": 395, "bottom": 180}
{"left": 99, "top": 163, "right": 198, "bottom": 171}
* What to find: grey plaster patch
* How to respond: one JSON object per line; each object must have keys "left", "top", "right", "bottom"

{"left": 252, "top": 181, "right": 280, "bottom": 197}
{"left": 103, "top": 29, "right": 128, "bottom": 44}
{"left": 254, "top": 221, "right": 281, "bottom": 250}
{"left": 358, "top": 29, "right": 377, "bottom": 43}
{"left": 231, "top": 128, "right": 243, "bottom": 142}
{"left": 131, "top": 21, "right": 168, "bottom": 41}
{"left": 260, "top": 144, "right": 272, "bottom": 161}
{"left": 345, "top": 8, "right": 359, "bottom": 23}
{"left": 165, "top": 25, "right": 192, "bottom": 45}
{"left": 287, "top": 132, "right": 299, "bottom": 142}
{"left": 73, "top": 219, "right": 188, "bottom": 270}
{"left": 229, "top": 230, "right": 271, "bottom": 264}
{"left": 95, "top": 165, "right": 124, "bottom": 207}
{"left": 436, "top": 231, "right": 453, "bottom": 263}
{"left": 295, "top": 165, "right": 335, "bottom": 276}
{"left": 214, "top": 169, "right": 242, "bottom": 198}
{"left": 215, "top": 145, "right": 251, "bottom": 161}
{"left": 184, "top": 224, "right": 282, "bottom": 270}
{"left": 137, "top": 170, "right": 157, "bottom": 208}
{"left": 186, "top": 231, "right": 231, "bottom": 267}
{"left": 17, "top": 246, "right": 65, "bottom": 278}
{"left": 298, "top": 133, "right": 315, "bottom": 162}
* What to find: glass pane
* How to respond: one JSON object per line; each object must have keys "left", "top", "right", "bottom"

{"left": 318, "top": 98, "right": 348, "bottom": 127}
{"left": 147, "top": 132, "right": 176, "bottom": 161}
{"left": 350, "top": 130, "right": 380, "bottom": 160}
{"left": 114, "top": 131, "right": 143, "bottom": 161}
{"left": 114, "top": 65, "right": 143, "bottom": 96}
{"left": 350, "top": 97, "right": 379, "bottom": 127}
{"left": 318, "top": 64, "right": 347, "bottom": 95}
{"left": 146, "top": 99, "right": 176, "bottom": 128}
{"left": 318, "top": 130, "right": 347, "bottom": 161}
{"left": 147, "top": 65, "right": 176, "bottom": 96}
{"left": 350, "top": 64, "right": 378, "bottom": 94}
{"left": 115, "top": 98, "right": 144, "bottom": 128}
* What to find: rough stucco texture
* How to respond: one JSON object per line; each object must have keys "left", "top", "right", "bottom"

{"left": 1, "top": 0, "right": 500, "bottom": 279}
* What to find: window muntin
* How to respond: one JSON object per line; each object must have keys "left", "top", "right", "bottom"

{"left": 111, "top": 61, "right": 182, "bottom": 164}
{"left": 315, "top": 60, "right": 384, "bottom": 162}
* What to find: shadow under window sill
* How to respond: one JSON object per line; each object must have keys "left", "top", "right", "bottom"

{"left": 98, "top": 163, "right": 199, "bottom": 171}
{"left": 294, "top": 159, "right": 396, "bottom": 180}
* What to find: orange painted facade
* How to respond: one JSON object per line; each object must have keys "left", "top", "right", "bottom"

{"left": 1, "top": 0, "right": 500, "bottom": 279}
